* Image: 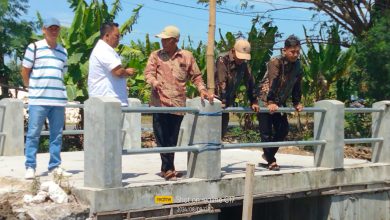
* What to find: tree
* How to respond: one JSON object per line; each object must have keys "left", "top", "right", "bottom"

{"left": 355, "top": 10, "right": 390, "bottom": 100}
{"left": 301, "top": 25, "right": 356, "bottom": 102}
{"left": 292, "top": 0, "right": 390, "bottom": 38}
{"left": 0, "top": 0, "right": 33, "bottom": 98}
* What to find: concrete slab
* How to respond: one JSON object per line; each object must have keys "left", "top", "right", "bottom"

{"left": 0, "top": 149, "right": 369, "bottom": 187}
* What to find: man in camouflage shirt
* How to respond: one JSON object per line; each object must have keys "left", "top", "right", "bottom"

{"left": 258, "top": 35, "right": 304, "bottom": 170}
{"left": 215, "top": 39, "right": 259, "bottom": 137}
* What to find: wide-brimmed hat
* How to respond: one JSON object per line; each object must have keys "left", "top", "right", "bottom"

{"left": 156, "top": 25, "right": 180, "bottom": 39}
{"left": 234, "top": 39, "right": 251, "bottom": 60}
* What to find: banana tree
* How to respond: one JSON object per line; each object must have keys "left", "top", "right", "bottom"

{"left": 119, "top": 34, "right": 160, "bottom": 103}
{"left": 63, "top": 0, "right": 142, "bottom": 102}
{"left": 301, "top": 25, "right": 356, "bottom": 103}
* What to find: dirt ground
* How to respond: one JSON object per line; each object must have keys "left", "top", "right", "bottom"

{"left": 0, "top": 177, "right": 88, "bottom": 220}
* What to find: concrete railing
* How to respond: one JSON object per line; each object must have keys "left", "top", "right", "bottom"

{"left": 83, "top": 97, "right": 390, "bottom": 189}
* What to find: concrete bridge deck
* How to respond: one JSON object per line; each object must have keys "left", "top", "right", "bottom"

{"left": 0, "top": 149, "right": 369, "bottom": 187}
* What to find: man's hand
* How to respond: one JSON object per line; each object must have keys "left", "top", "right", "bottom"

{"left": 251, "top": 103, "right": 260, "bottom": 112}
{"left": 200, "top": 90, "right": 214, "bottom": 104}
{"left": 112, "top": 66, "right": 136, "bottom": 78}
{"left": 294, "top": 103, "right": 303, "bottom": 112}
{"left": 125, "top": 68, "right": 136, "bottom": 76}
{"left": 267, "top": 103, "right": 279, "bottom": 113}
{"left": 152, "top": 80, "right": 162, "bottom": 91}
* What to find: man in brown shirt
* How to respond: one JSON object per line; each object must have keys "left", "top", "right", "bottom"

{"left": 258, "top": 35, "right": 304, "bottom": 171}
{"left": 215, "top": 39, "right": 259, "bottom": 137}
{"left": 144, "top": 25, "right": 213, "bottom": 181}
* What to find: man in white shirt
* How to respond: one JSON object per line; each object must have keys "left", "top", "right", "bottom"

{"left": 88, "top": 22, "right": 135, "bottom": 106}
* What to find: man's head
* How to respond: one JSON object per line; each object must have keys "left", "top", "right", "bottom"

{"left": 100, "top": 22, "right": 120, "bottom": 48}
{"left": 232, "top": 39, "right": 251, "bottom": 65}
{"left": 156, "top": 25, "right": 180, "bottom": 53}
{"left": 42, "top": 18, "right": 61, "bottom": 42}
{"left": 283, "top": 35, "right": 301, "bottom": 63}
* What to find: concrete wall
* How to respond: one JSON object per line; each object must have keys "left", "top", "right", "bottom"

{"left": 219, "top": 191, "right": 390, "bottom": 220}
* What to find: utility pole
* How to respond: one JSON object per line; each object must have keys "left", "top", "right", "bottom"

{"left": 206, "top": 0, "right": 216, "bottom": 96}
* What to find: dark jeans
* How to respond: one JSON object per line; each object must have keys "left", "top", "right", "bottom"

{"left": 221, "top": 113, "right": 229, "bottom": 138}
{"left": 257, "top": 113, "right": 289, "bottom": 163}
{"left": 153, "top": 113, "right": 184, "bottom": 172}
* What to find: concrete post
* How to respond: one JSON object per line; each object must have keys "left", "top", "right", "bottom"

{"left": 314, "top": 100, "right": 344, "bottom": 168}
{"left": 0, "top": 98, "right": 24, "bottom": 156}
{"left": 177, "top": 99, "right": 192, "bottom": 147}
{"left": 122, "top": 98, "right": 141, "bottom": 150}
{"left": 186, "top": 97, "right": 221, "bottom": 180}
{"left": 84, "top": 97, "right": 122, "bottom": 188}
{"left": 372, "top": 101, "right": 390, "bottom": 163}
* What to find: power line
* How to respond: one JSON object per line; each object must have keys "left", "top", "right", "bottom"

{"left": 145, "top": 0, "right": 321, "bottom": 22}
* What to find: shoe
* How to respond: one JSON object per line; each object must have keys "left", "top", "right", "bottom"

{"left": 25, "top": 168, "right": 36, "bottom": 179}
{"left": 50, "top": 167, "right": 72, "bottom": 177}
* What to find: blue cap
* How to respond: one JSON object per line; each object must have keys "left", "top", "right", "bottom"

{"left": 43, "top": 18, "right": 60, "bottom": 28}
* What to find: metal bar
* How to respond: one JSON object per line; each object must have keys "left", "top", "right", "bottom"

{"left": 345, "top": 108, "right": 383, "bottom": 113}
{"left": 222, "top": 140, "right": 327, "bottom": 149}
{"left": 344, "top": 138, "right": 384, "bottom": 144}
{"left": 0, "top": 132, "right": 5, "bottom": 136}
{"left": 121, "top": 107, "right": 199, "bottom": 114}
{"left": 222, "top": 107, "right": 326, "bottom": 114}
{"left": 24, "top": 104, "right": 84, "bottom": 108}
{"left": 40, "top": 130, "right": 84, "bottom": 136}
{"left": 123, "top": 145, "right": 201, "bottom": 155}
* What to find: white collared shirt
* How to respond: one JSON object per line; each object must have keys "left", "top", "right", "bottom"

{"left": 88, "top": 39, "right": 128, "bottom": 106}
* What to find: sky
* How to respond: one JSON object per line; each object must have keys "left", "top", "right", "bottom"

{"left": 23, "top": 0, "right": 329, "bottom": 49}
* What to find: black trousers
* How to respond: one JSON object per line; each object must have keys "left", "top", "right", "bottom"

{"left": 257, "top": 113, "right": 289, "bottom": 163}
{"left": 153, "top": 113, "right": 184, "bottom": 172}
{"left": 221, "top": 113, "right": 230, "bottom": 138}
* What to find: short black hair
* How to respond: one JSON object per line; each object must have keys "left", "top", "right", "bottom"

{"left": 100, "top": 22, "right": 119, "bottom": 39}
{"left": 284, "top": 35, "right": 301, "bottom": 48}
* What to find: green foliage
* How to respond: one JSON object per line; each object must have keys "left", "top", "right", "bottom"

{"left": 0, "top": 0, "right": 34, "bottom": 97}
{"left": 120, "top": 34, "right": 160, "bottom": 103}
{"left": 344, "top": 113, "right": 371, "bottom": 139}
{"left": 227, "top": 126, "right": 261, "bottom": 143}
{"left": 355, "top": 10, "right": 390, "bottom": 100}
{"left": 301, "top": 25, "right": 356, "bottom": 103}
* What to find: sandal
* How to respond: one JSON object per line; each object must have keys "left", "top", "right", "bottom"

{"left": 160, "top": 170, "right": 183, "bottom": 178}
{"left": 267, "top": 162, "right": 280, "bottom": 171}
{"left": 163, "top": 170, "right": 177, "bottom": 181}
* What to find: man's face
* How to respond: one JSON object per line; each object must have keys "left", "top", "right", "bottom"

{"left": 43, "top": 25, "right": 60, "bottom": 41}
{"left": 233, "top": 49, "right": 245, "bottom": 65}
{"left": 283, "top": 45, "right": 301, "bottom": 62}
{"left": 161, "top": 37, "right": 178, "bottom": 52}
{"left": 105, "top": 26, "right": 121, "bottom": 48}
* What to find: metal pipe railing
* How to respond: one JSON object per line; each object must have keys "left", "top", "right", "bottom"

{"left": 123, "top": 145, "right": 202, "bottom": 155}
{"left": 344, "top": 138, "right": 384, "bottom": 144}
{"left": 24, "top": 103, "right": 84, "bottom": 108}
{"left": 121, "top": 107, "right": 199, "bottom": 114}
{"left": 345, "top": 108, "right": 383, "bottom": 113}
{"left": 40, "top": 130, "right": 84, "bottom": 136}
{"left": 222, "top": 140, "right": 327, "bottom": 150}
{"left": 222, "top": 107, "right": 326, "bottom": 114}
